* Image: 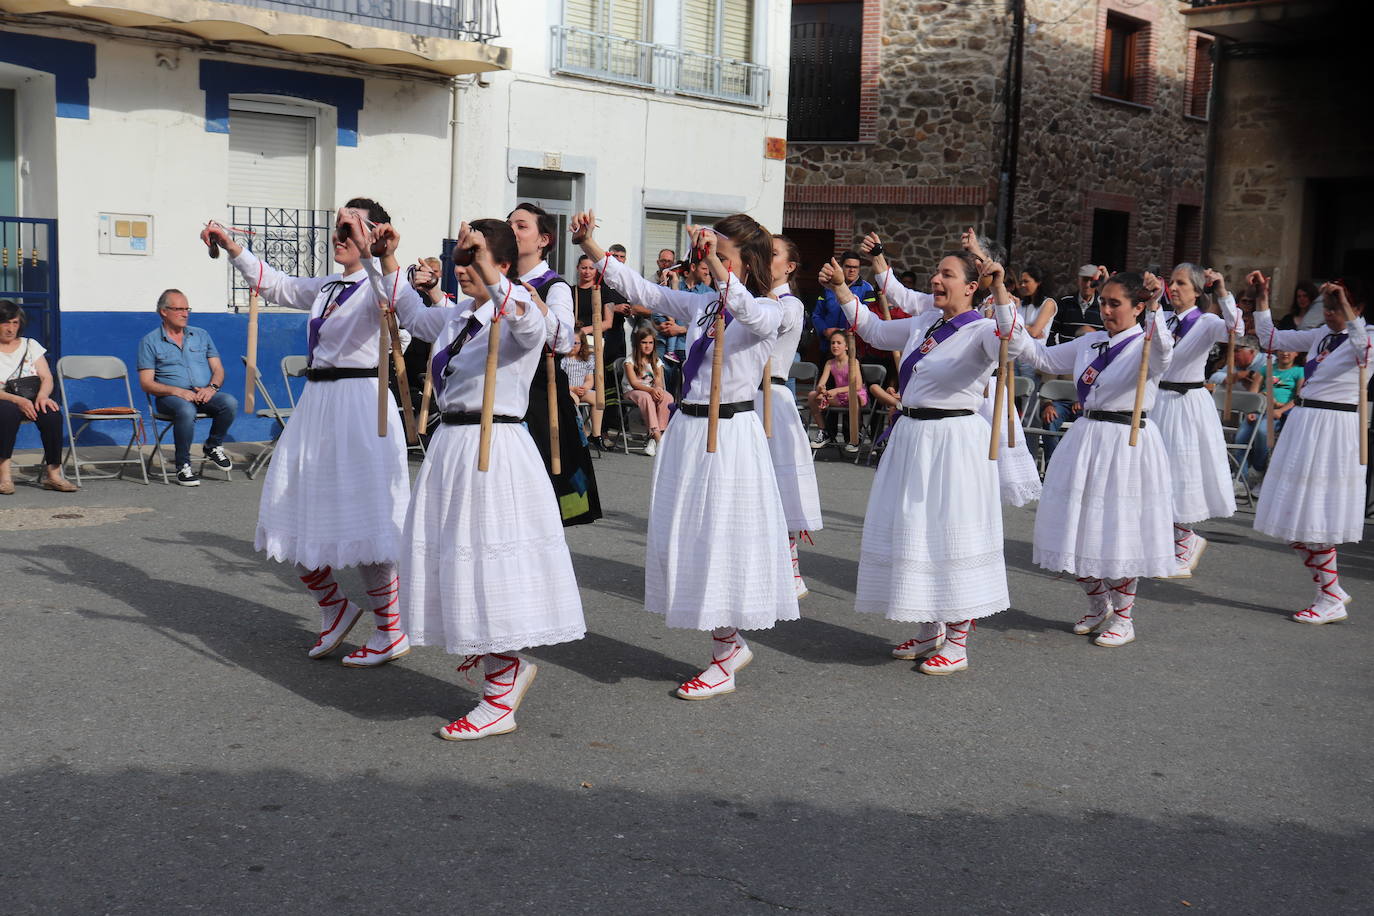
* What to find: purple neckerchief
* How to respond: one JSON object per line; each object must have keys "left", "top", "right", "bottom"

{"left": 307, "top": 279, "right": 365, "bottom": 366}
{"left": 1076, "top": 330, "right": 1142, "bottom": 405}
{"left": 526, "top": 268, "right": 562, "bottom": 293}
{"left": 1303, "top": 331, "right": 1348, "bottom": 379}
{"left": 679, "top": 301, "right": 732, "bottom": 396}
{"left": 1168, "top": 307, "right": 1202, "bottom": 342}
{"left": 430, "top": 314, "right": 484, "bottom": 395}
{"left": 896, "top": 310, "right": 983, "bottom": 395}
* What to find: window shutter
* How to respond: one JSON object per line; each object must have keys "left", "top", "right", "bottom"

{"left": 643, "top": 212, "right": 686, "bottom": 276}
{"left": 682, "top": 0, "right": 715, "bottom": 55}
{"left": 721, "top": 0, "right": 752, "bottom": 61}
{"left": 228, "top": 110, "right": 313, "bottom": 209}
{"left": 609, "top": 0, "right": 644, "bottom": 41}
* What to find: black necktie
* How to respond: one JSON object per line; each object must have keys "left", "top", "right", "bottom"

{"left": 924, "top": 317, "right": 947, "bottom": 341}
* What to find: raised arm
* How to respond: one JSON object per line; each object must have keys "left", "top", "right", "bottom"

{"left": 1249, "top": 271, "right": 1325, "bottom": 352}
{"left": 696, "top": 226, "right": 781, "bottom": 338}
{"left": 227, "top": 245, "right": 326, "bottom": 311}
{"left": 358, "top": 221, "right": 455, "bottom": 341}
{"left": 973, "top": 262, "right": 1027, "bottom": 361}
{"left": 820, "top": 257, "right": 914, "bottom": 351}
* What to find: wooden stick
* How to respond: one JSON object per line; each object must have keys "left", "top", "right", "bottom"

{"left": 706, "top": 309, "right": 725, "bottom": 453}
{"left": 846, "top": 329, "right": 860, "bottom": 446}
{"left": 1264, "top": 342, "right": 1276, "bottom": 453}
{"left": 546, "top": 348, "right": 561, "bottom": 475}
{"left": 478, "top": 309, "right": 500, "bottom": 471}
{"left": 377, "top": 308, "right": 390, "bottom": 438}
{"left": 1222, "top": 331, "right": 1236, "bottom": 424}
{"left": 1005, "top": 362, "right": 1018, "bottom": 448}
{"left": 243, "top": 289, "right": 259, "bottom": 413}
{"left": 875, "top": 288, "right": 902, "bottom": 367}
{"left": 762, "top": 359, "right": 773, "bottom": 439}
{"left": 989, "top": 336, "right": 1010, "bottom": 460}
{"left": 385, "top": 312, "right": 419, "bottom": 446}
{"left": 1360, "top": 361, "right": 1369, "bottom": 466}
{"left": 417, "top": 340, "right": 435, "bottom": 432}
{"left": 592, "top": 284, "right": 605, "bottom": 411}
{"left": 1129, "top": 326, "right": 1153, "bottom": 448}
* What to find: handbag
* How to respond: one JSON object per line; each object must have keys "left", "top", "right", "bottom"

{"left": 3, "top": 341, "right": 41, "bottom": 402}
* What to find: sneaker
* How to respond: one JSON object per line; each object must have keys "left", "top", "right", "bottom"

{"left": 644, "top": 438, "right": 657, "bottom": 457}
{"left": 176, "top": 463, "right": 201, "bottom": 487}
{"left": 810, "top": 428, "right": 829, "bottom": 448}
{"left": 842, "top": 440, "right": 860, "bottom": 455}
{"left": 203, "top": 444, "right": 233, "bottom": 470}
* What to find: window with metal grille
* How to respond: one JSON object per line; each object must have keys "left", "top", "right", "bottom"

{"left": 564, "top": 0, "right": 647, "bottom": 42}
{"left": 788, "top": 1, "right": 861, "bottom": 142}
{"left": 682, "top": 0, "right": 754, "bottom": 61}
{"left": 1188, "top": 36, "right": 1214, "bottom": 119}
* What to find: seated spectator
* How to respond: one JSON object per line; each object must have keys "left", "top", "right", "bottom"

{"left": 1016, "top": 262, "right": 1058, "bottom": 380}
{"left": 607, "top": 243, "right": 654, "bottom": 322}
{"left": 1205, "top": 336, "right": 1268, "bottom": 390}
{"left": 1238, "top": 349, "right": 1304, "bottom": 481}
{"left": 1053, "top": 264, "right": 1104, "bottom": 342}
{"left": 562, "top": 335, "right": 603, "bottom": 442}
{"left": 807, "top": 328, "right": 868, "bottom": 453}
{"left": 0, "top": 300, "right": 77, "bottom": 493}
{"left": 137, "top": 289, "right": 237, "bottom": 486}
{"left": 812, "top": 250, "right": 874, "bottom": 339}
{"left": 898, "top": 269, "right": 918, "bottom": 289}
{"left": 1277, "top": 279, "right": 1324, "bottom": 330}
{"left": 622, "top": 327, "right": 674, "bottom": 457}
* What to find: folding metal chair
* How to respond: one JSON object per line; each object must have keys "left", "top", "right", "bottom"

{"left": 280, "top": 355, "right": 308, "bottom": 408}
{"left": 145, "top": 393, "right": 233, "bottom": 485}
{"left": 610, "top": 357, "right": 652, "bottom": 455}
{"left": 1022, "top": 378, "right": 1078, "bottom": 473}
{"left": 241, "top": 356, "right": 293, "bottom": 479}
{"left": 788, "top": 361, "right": 818, "bottom": 425}
{"left": 816, "top": 363, "right": 885, "bottom": 460}
{"left": 1215, "top": 388, "right": 1266, "bottom": 506}
{"left": 56, "top": 355, "right": 149, "bottom": 485}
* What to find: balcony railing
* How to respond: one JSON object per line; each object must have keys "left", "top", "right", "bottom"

{"left": 225, "top": 206, "right": 335, "bottom": 310}
{"left": 222, "top": 0, "right": 500, "bottom": 42}
{"left": 551, "top": 26, "right": 769, "bottom": 108}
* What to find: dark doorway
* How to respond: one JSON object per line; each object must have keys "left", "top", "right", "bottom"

{"left": 1091, "top": 208, "right": 1130, "bottom": 271}
{"left": 1172, "top": 204, "right": 1201, "bottom": 267}
{"left": 1310, "top": 178, "right": 1374, "bottom": 285}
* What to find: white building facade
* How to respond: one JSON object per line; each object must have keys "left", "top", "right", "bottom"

{"left": 1, "top": 0, "right": 788, "bottom": 446}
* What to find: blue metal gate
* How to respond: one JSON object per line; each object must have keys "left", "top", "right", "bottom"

{"left": 0, "top": 217, "right": 59, "bottom": 358}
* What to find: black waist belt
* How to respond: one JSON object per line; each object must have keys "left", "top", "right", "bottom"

{"left": 758, "top": 377, "right": 788, "bottom": 390}
{"left": 1085, "top": 410, "right": 1146, "bottom": 425}
{"left": 306, "top": 366, "right": 378, "bottom": 382}
{"left": 441, "top": 412, "right": 523, "bottom": 425}
{"left": 901, "top": 407, "right": 975, "bottom": 420}
{"left": 1295, "top": 397, "right": 1357, "bottom": 413}
{"left": 679, "top": 400, "right": 755, "bottom": 418}
{"left": 1159, "top": 381, "right": 1205, "bottom": 393}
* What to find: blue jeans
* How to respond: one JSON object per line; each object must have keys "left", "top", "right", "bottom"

{"left": 1039, "top": 399, "right": 1076, "bottom": 462}
{"left": 156, "top": 391, "right": 237, "bottom": 467}
{"left": 1237, "top": 412, "right": 1284, "bottom": 477}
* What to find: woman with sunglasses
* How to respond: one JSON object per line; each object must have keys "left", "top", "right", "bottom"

{"left": 1251, "top": 274, "right": 1368, "bottom": 625}
{"left": 571, "top": 209, "right": 798, "bottom": 701}
{"left": 203, "top": 200, "right": 413, "bottom": 669}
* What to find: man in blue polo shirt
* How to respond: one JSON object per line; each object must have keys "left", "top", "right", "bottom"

{"left": 812, "top": 250, "right": 875, "bottom": 337}
{"left": 137, "top": 288, "right": 237, "bottom": 486}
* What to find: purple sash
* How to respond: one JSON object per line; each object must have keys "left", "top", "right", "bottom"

{"left": 1076, "top": 330, "right": 1141, "bottom": 405}
{"left": 1168, "top": 308, "right": 1202, "bottom": 342}
{"left": 1303, "top": 331, "right": 1347, "bottom": 379}
{"left": 307, "top": 279, "right": 365, "bottom": 366}
{"left": 430, "top": 314, "right": 484, "bottom": 395}
{"left": 896, "top": 310, "right": 983, "bottom": 395}
{"left": 679, "top": 302, "right": 732, "bottom": 396}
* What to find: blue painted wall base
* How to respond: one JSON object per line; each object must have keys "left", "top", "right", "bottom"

{"left": 15, "top": 310, "right": 310, "bottom": 450}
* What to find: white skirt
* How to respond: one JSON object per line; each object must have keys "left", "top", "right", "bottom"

{"left": 1254, "top": 405, "right": 1366, "bottom": 545}
{"left": 1153, "top": 387, "right": 1236, "bottom": 524}
{"left": 255, "top": 377, "right": 409, "bottom": 569}
{"left": 857, "top": 414, "right": 1009, "bottom": 622}
{"left": 1034, "top": 417, "right": 1176, "bottom": 579}
{"left": 977, "top": 387, "right": 1042, "bottom": 507}
{"left": 646, "top": 410, "right": 799, "bottom": 631}
{"left": 401, "top": 422, "right": 585, "bottom": 655}
{"left": 754, "top": 383, "right": 823, "bottom": 531}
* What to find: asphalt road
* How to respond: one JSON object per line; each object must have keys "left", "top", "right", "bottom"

{"left": 2, "top": 445, "right": 1370, "bottom": 914}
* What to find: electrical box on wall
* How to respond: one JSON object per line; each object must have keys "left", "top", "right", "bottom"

{"left": 99, "top": 213, "right": 153, "bottom": 256}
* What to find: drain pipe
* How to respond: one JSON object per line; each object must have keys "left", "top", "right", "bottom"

{"left": 447, "top": 77, "right": 464, "bottom": 239}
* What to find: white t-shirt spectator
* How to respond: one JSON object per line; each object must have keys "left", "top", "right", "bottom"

{"left": 0, "top": 337, "right": 45, "bottom": 382}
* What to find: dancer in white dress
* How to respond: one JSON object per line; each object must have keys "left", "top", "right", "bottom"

{"left": 822, "top": 250, "right": 1023, "bottom": 674}
{"left": 202, "top": 200, "right": 411, "bottom": 667}
{"left": 1155, "top": 264, "right": 1243, "bottom": 576}
{"left": 863, "top": 231, "right": 1041, "bottom": 506}
{"left": 1020, "top": 269, "right": 1174, "bottom": 647}
{"left": 370, "top": 215, "right": 585, "bottom": 738}
{"left": 1251, "top": 273, "right": 1368, "bottom": 624}
{"left": 758, "top": 234, "right": 823, "bottom": 598}
{"left": 571, "top": 209, "right": 798, "bottom": 700}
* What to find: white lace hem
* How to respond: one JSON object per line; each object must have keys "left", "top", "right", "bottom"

{"left": 1001, "top": 479, "right": 1042, "bottom": 508}
{"left": 855, "top": 598, "right": 1008, "bottom": 623}
{"left": 409, "top": 623, "right": 587, "bottom": 656}
{"left": 645, "top": 607, "right": 801, "bottom": 632}
{"left": 1033, "top": 548, "right": 1175, "bottom": 580}
{"left": 256, "top": 529, "right": 401, "bottom": 569}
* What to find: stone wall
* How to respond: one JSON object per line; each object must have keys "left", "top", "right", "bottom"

{"left": 784, "top": 0, "right": 1209, "bottom": 288}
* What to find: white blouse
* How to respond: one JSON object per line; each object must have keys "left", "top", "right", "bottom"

{"left": 1021, "top": 312, "right": 1174, "bottom": 412}
{"left": 1161, "top": 293, "right": 1243, "bottom": 383}
{"left": 520, "top": 261, "right": 575, "bottom": 355}
{"left": 872, "top": 268, "right": 936, "bottom": 316}
{"left": 0, "top": 337, "right": 45, "bottom": 380}
{"left": 231, "top": 248, "right": 395, "bottom": 370}
{"left": 768, "top": 284, "right": 804, "bottom": 379}
{"left": 1254, "top": 309, "right": 1369, "bottom": 405}
{"left": 839, "top": 297, "right": 1022, "bottom": 412}
{"left": 600, "top": 256, "right": 781, "bottom": 405}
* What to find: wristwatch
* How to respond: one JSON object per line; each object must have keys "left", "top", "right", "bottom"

{"left": 208, "top": 383, "right": 221, "bottom": 390}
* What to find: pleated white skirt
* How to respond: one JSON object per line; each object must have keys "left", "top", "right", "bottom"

{"left": 401, "top": 422, "right": 585, "bottom": 655}
{"left": 977, "top": 386, "right": 1042, "bottom": 507}
{"left": 754, "top": 383, "right": 823, "bottom": 531}
{"left": 646, "top": 410, "right": 799, "bottom": 631}
{"left": 1034, "top": 417, "right": 1176, "bottom": 579}
{"left": 255, "top": 378, "right": 409, "bottom": 569}
{"left": 1254, "top": 405, "right": 1366, "bottom": 544}
{"left": 1154, "top": 387, "right": 1236, "bottom": 524}
{"left": 857, "top": 414, "right": 1009, "bottom": 622}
